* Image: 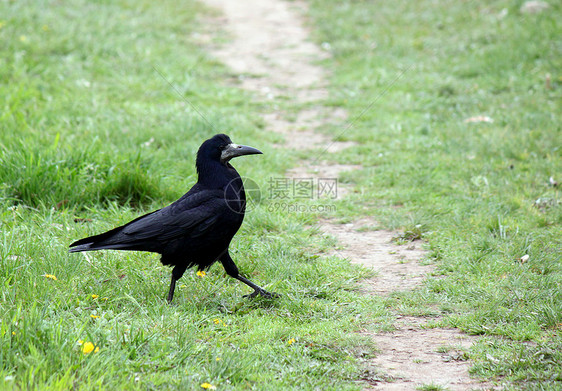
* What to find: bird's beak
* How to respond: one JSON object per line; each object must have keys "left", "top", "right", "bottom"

{"left": 221, "top": 143, "right": 263, "bottom": 163}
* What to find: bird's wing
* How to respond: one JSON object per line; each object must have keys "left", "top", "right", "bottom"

{"left": 120, "top": 189, "right": 229, "bottom": 242}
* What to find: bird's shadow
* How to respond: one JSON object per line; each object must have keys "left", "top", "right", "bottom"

{"left": 166, "top": 289, "right": 283, "bottom": 315}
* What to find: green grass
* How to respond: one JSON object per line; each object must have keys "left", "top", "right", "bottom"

{"left": 1, "top": 0, "right": 561, "bottom": 389}
{"left": 416, "top": 384, "right": 448, "bottom": 391}
{"left": 308, "top": 0, "right": 561, "bottom": 389}
{"left": 0, "top": 0, "right": 381, "bottom": 390}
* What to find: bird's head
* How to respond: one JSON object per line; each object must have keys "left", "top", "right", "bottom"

{"left": 197, "top": 133, "right": 262, "bottom": 168}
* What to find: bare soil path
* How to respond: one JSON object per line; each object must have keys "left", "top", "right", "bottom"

{"left": 199, "top": 0, "right": 495, "bottom": 389}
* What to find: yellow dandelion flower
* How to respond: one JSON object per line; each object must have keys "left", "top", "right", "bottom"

{"left": 102, "top": 297, "right": 108, "bottom": 301}
{"left": 213, "top": 319, "right": 221, "bottom": 325}
{"left": 215, "top": 357, "right": 221, "bottom": 361}
{"left": 44, "top": 274, "right": 57, "bottom": 281}
{"left": 200, "top": 383, "right": 216, "bottom": 390}
{"left": 196, "top": 270, "right": 206, "bottom": 277}
{"left": 91, "top": 294, "right": 99, "bottom": 299}
{"left": 90, "top": 314, "right": 100, "bottom": 319}
{"left": 287, "top": 338, "right": 296, "bottom": 345}
{"left": 81, "top": 342, "right": 99, "bottom": 354}
{"left": 12, "top": 331, "right": 16, "bottom": 335}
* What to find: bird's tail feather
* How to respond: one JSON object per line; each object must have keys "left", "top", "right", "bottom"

{"left": 69, "top": 225, "right": 133, "bottom": 253}
{"left": 69, "top": 241, "right": 138, "bottom": 253}
{"left": 69, "top": 242, "right": 93, "bottom": 253}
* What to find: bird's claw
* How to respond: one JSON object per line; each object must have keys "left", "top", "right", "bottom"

{"left": 243, "top": 289, "right": 281, "bottom": 299}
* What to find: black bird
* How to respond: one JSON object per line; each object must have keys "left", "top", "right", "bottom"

{"left": 69, "top": 134, "right": 278, "bottom": 303}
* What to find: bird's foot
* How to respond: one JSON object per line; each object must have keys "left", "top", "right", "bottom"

{"left": 243, "top": 289, "right": 281, "bottom": 299}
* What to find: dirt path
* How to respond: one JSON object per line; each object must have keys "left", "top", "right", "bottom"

{"left": 199, "top": 0, "right": 493, "bottom": 389}
{"left": 202, "top": 0, "right": 354, "bottom": 162}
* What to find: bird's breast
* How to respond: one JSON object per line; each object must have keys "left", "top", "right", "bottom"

{"left": 223, "top": 181, "right": 246, "bottom": 215}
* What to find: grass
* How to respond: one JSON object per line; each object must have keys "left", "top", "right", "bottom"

{"left": 416, "top": 384, "right": 448, "bottom": 391}
{"left": 0, "top": 0, "right": 381, "bottom": 390}
{"left": 1, "top": 0, "right": 560, "bottom": 390}
{"left": 307, "top": 0, "right": 562, "bottom": 389}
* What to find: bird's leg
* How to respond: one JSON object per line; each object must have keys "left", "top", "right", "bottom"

{"left": 167, "top": 275, "right": 177, "bottom": 304}
{"left": 220, "top": 252, "right": 280, "bottom": 299}
{"left": 166, "top": 264, "right": 188, "bottom": 304}
{"left": 235, "top": 275, "right": 280, "bottom": 299}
